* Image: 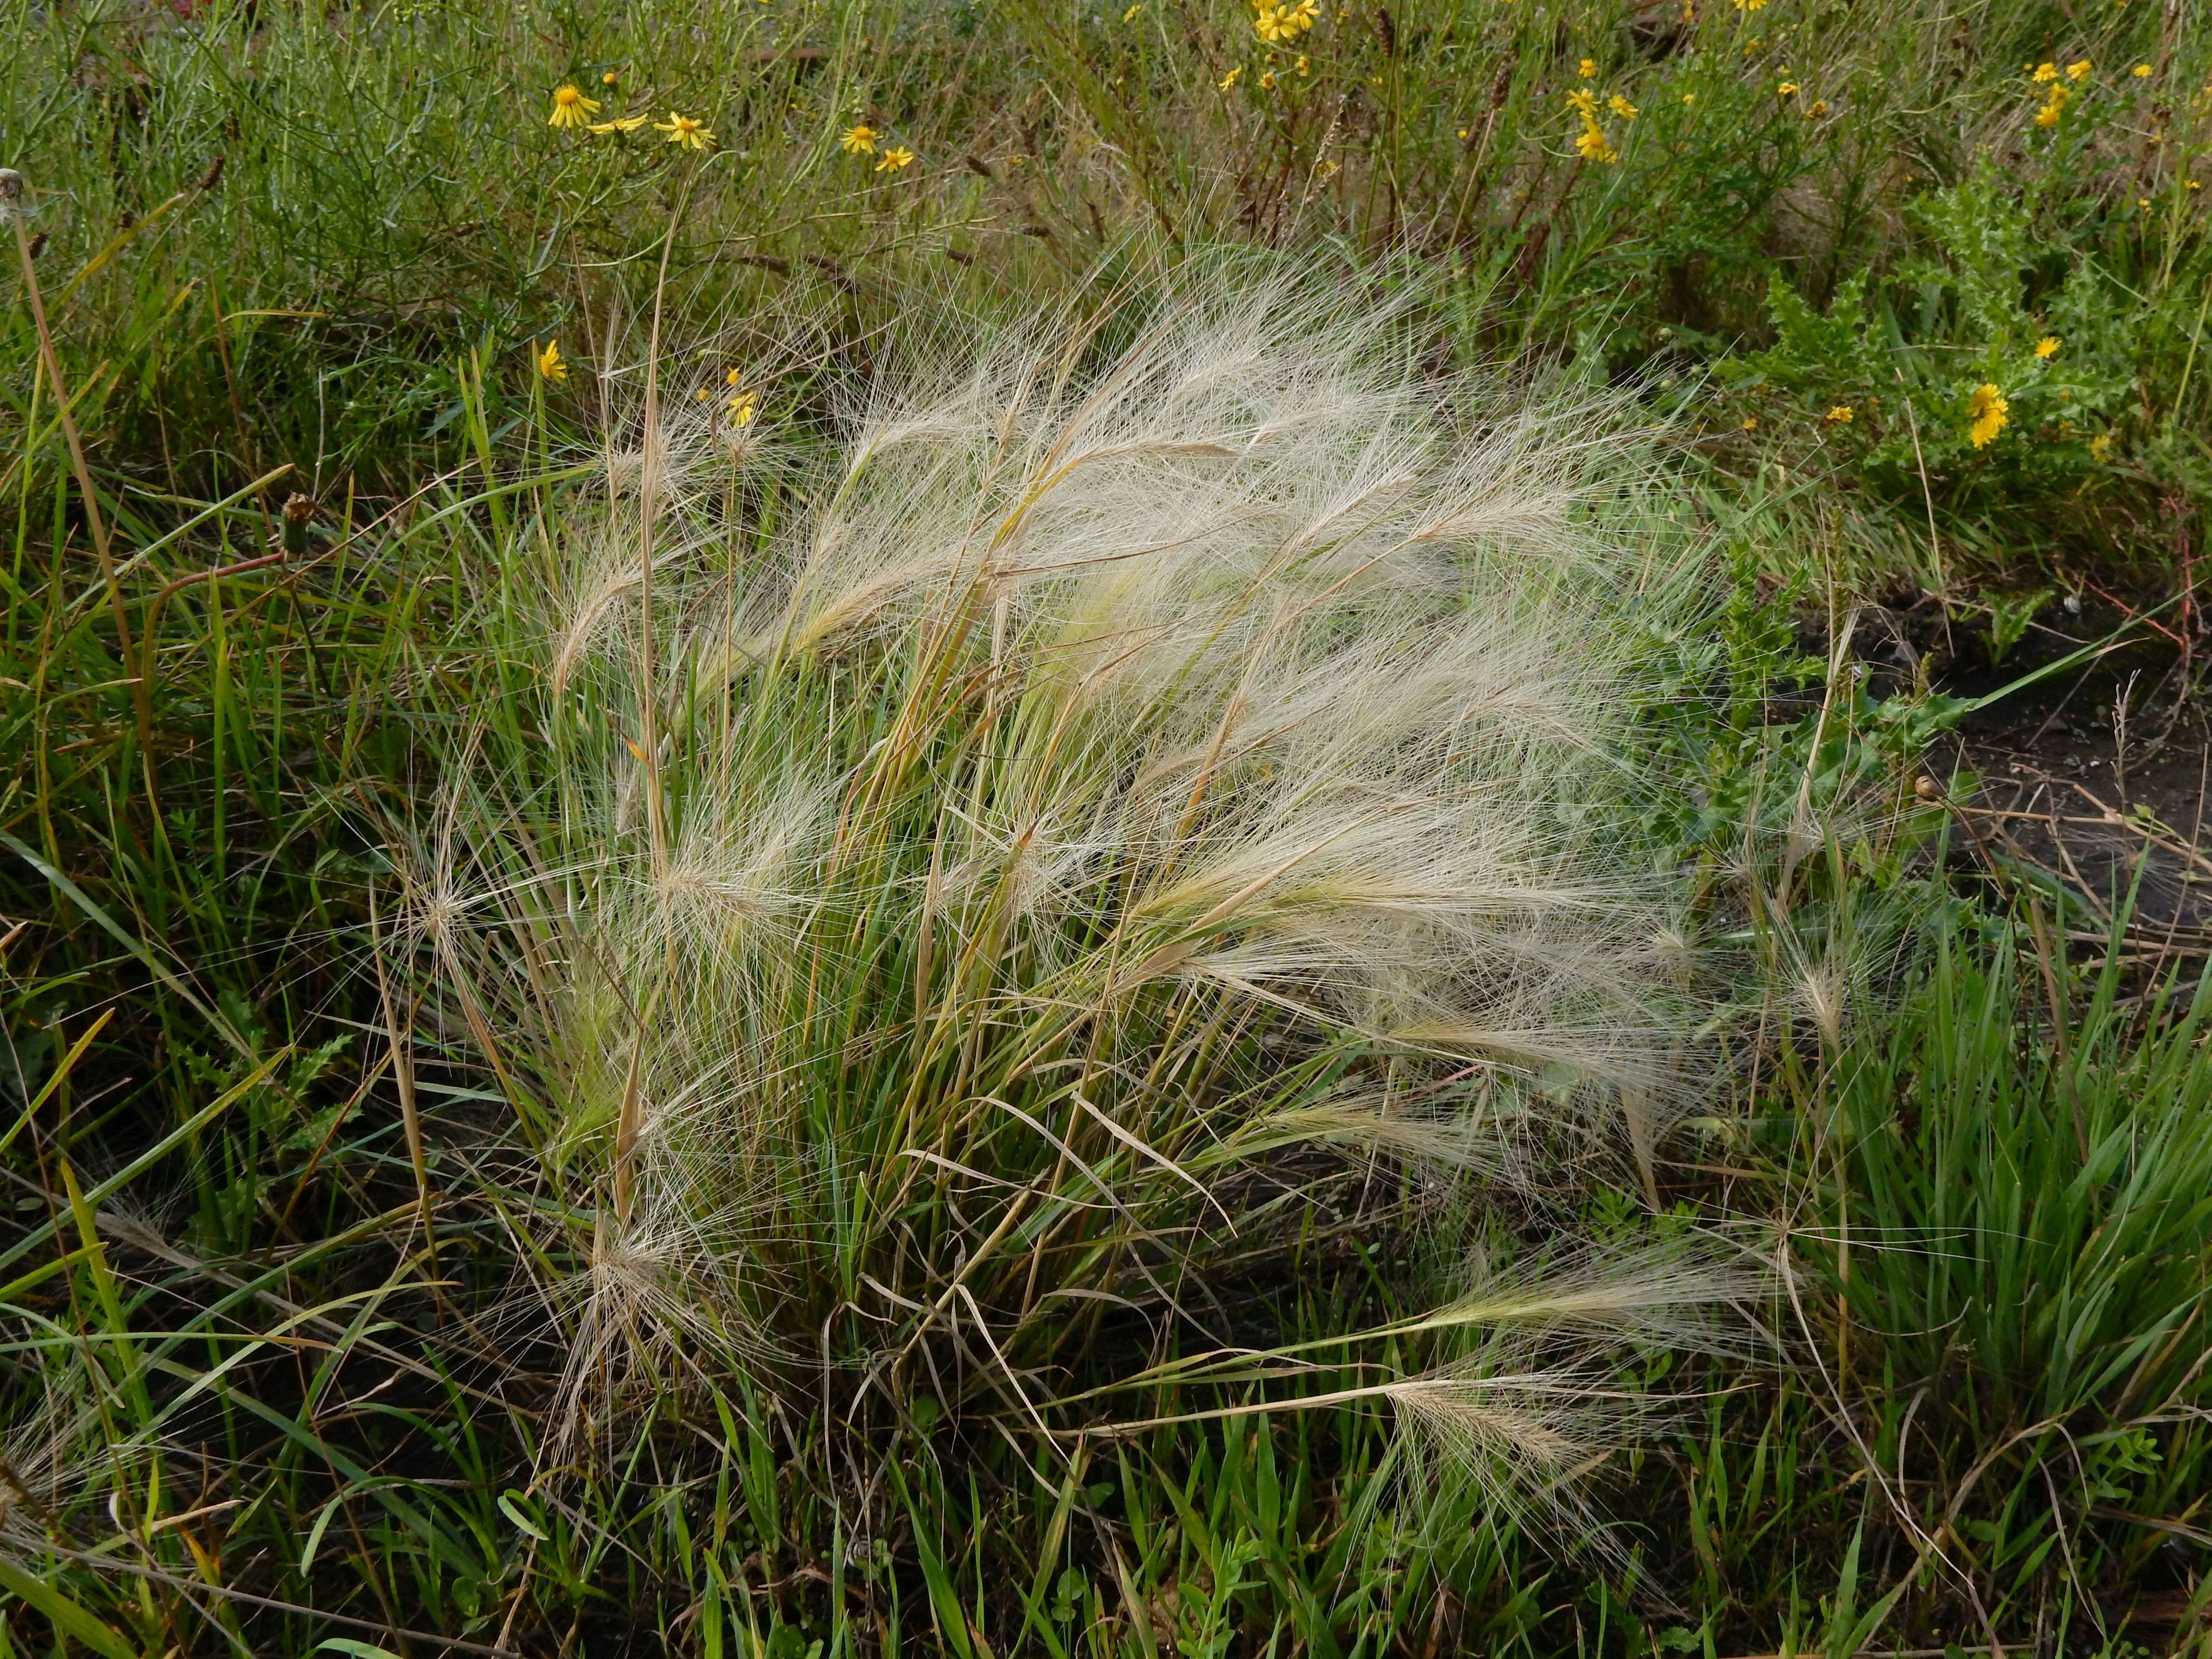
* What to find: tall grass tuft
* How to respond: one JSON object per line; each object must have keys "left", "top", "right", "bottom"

{"left": 402, "top": 272, "right": 1740, "bottom": 1491}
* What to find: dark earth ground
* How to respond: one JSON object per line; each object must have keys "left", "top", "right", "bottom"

{"left": 1853, "top": 597, "right": 2212, "bottom": 980}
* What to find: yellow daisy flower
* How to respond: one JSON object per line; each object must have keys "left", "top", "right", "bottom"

{"left": 1574, "top": 125, "right": 1617, "bottom": 162}
{"left": 841, "top": 124, "right": 878, "bottom": 155}
{"left": 537, "top": 340, "right": 568, "bottom": 384}
{"left": 1776, "top": 80, "right": 1798, "bottom": 96}
{"left": 2031, "top": 62, "right": 2059, "bottom": 83}
{"left": 1967, "top": 384, "right": 2009, "bottom": 448}
{"left": 726, "top": 390, "right": 759, "bottom": 426}
{"left": 2033, "top": 336, "right": 2059, "bottom": 358}
{"left": 587, "top": 115, "right": 650, "bottom": 133}
{"left": 1218, "top": 66, "right": 1242, "bottom": 89}
{"left": 1825, "top": 404, "right": 1852, "bottom": 423}
{"left": 656, "top": 112, "right": 714, "bottom": 150}
{"left": 1577, "top": 58, "right": 1597, "bottom": 78}
{"left": 1609, "top": 94, "right": 1639, "bottom": 119}
{"left": 876, "top": 145, "right": 915, "bottom": 171}
{"left": 2065, "top": 59, "right": 2091, "bottom": 80}
{"left": 548, "top": 84, "right": 602, "bottom": 128}
{"left": 2131, "top": 63, "right": 2152, "bottom": 77}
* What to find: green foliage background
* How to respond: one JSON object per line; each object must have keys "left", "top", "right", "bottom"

{"left": 1, "top": 0, "right": 2209, "bottom": 1652}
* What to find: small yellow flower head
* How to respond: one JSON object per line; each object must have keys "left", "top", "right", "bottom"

{"left": 2035, "top": 89, "right": 2068, "bottom": 125}
{"left": 876, "top": 145, "right": 916, "bottom": 172}
{"left": 1456, "top": 125, "right": 1469, "bottom": 137}
{"left": 1967, "top": 384, "right": 2009, "bottom": 448}
{"left": 696, "top": 387, "right": 710, "bottom": 402}
{"left": 587, "top": 115, "right": 650, "bottom": 133}
{"left": 1122, "top": 3, "right": 1141, "bottom": 17}
{"left": 537, "top": 340, "right": 567, "bottom": 384}
{"left": 1218, "top": 66, "right": 1242, "bottom": 89}
{"left": 1574, "top": 124, "right": 1618, "bottom": 162}
{"left": 841, "top": 124, "right": 878, "bottom": 155}
{"left": 1260, "top": 70, "right": 1278, "bottom": 88}
{"left": 1683, "top": 92, "right": 1696, "bottom": 105}
{"left": 1807, "top": 99, "right": 1828, "bottom": 116}
{"left": 1254, "top": 3, "right": 1289, "bottom": 42}
{"left": 726, "top": 390, "right": 759, "bottom": 426}
{"left": 1609, "top": 94, "right": 1639, "bottom": 119}
{"left": 1776, "top": 80, "right": 1798, "bottom": 96}
{"left": 2131, "top": 63, "right": 2152, "bottom": 77}
{"left": 2089, "top": 433, "right": 2115, "bottom": 460}
{"left": 548, "top": 84, "right": 602, "bottom": 129}
{"left": 1284, "top": 0, "right": 1319, "bottom": 29}
{"left": 1825, "top": 404, "right": 1852, "bottom": 423}
{"left": 2031, "top": 62, "right": 2059, "bottom": 84}
{"left": 657, "top": 112, "right": 715, "bottom": 150}
{"left": 1732, "top": 0, "right": 1765, "bottom": 12}
{"left": 1299, "top": 55, "right": 1311, "bottom": 74}
{"left": 1577, "top": 58, "right": 1598, "bottom": 78}
{"left": 1565, "top": 88, "right": 1598, "bottom": 116}
{"left": 2066, "top": 59, "right": 2091, "bottom": 80}
{"left": 1742, "top": 417, "right": 1758, "bottom": 431}
{"left": 602, "top": 71, "right": 619, "bottom": 86}
{"left": 2033, "top": 335, "right": 2060, "bottom": 359}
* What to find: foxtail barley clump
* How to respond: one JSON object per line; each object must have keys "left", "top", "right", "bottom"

{"left": 408, "top": 275, "right": 1739, "bottom": 1501}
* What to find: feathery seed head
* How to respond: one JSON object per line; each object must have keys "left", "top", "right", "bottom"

{"left": 405, "top": 269, "right": 1726, "bottom": 1491}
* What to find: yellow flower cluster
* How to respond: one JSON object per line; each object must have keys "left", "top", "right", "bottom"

{"left": 2027, "top": 60, "right": 2087, "bottom": 127}
{"left": 1967, "top": 384, "right": 2009, "bottom": 448}
{"left": 1565, "top": 83, "right": 1631, "bottom": 164}
{"left": 545, "top": 84, "right": 710, "bottom": 148}
{"left": 838, "top": 125, "right": 915, "bottom": 169}
{"left": 1253, "top": 0, "right": 1317, "bottom": 44}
